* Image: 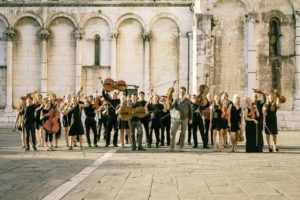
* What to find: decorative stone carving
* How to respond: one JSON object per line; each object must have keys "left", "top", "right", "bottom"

{"left": 74, "top": 29, "right": 85, "bottom": 40}
{"left": 245, "top": 12, "right": 258, "bottom": 23}
{"left": 40, "top": 29, "right": 50, "bottom": 41}
{"left": 142, "top": 32, "right": 151, "bottom": 41}
{"left": 5, "top": 28, "right": 16, "bottom": 41}
{"left": 110, "top": 31, "right": 119, "bottom": 39}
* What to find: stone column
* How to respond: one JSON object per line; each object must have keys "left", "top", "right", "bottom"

{"left": 143, "top": 32, "right": 150, "bottom": 92}
{"left": 246, "top": 12, "right": 258, "bottom": 97}
{"left": 40, "top": 29, "right": 49, "bottom": 95}
{"left": 74, "top": 29, "right": 85, "bottom": 93}
{"left": 5, "top": 28, "right": 16, "bottom": 110}
{"left": 294, "top": 11, "right": 300, "bottom": 110}
{"left": 110, "top": 31, "right": 118, "bottom": 80}
{"left": 192, "top": 14, "right": 212, "bottom": 93}
{"left": 178, "top": 33, "right": 189, "bottom": 91}
{"left": 187, "top": 32, "right": 193, "bottom": 93}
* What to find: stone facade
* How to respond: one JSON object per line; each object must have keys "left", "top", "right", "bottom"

{"left": 0, "top": 0, "right": 300, "bottom": 130}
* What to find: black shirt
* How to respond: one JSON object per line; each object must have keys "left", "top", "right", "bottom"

{"left": 102, "top": 90, "right": 120, "bottom": 117}
{"left": 84, "top": 104, "right": 96, "bottom": 119}
{"left": 24, "top": 104, "right": 36, "bottom": 125}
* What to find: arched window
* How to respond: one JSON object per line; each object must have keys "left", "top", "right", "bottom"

{"left": 95, "top": 34, "right": 101, "bottom": 66}
{"left": 269, "top": 18, "right": 280, "bottom": 56}
{"left": 269, "top": 18, "right": 281, "bottom": 91}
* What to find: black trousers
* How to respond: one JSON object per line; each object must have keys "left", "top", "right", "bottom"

{"left": 105, "top": 116, "right": 118, "bottom": 145}
{"left": 85, "top": 118, "right": 97, "bottom": 145}
{"left": 193, "top": 116, "right": 207, "bottom": 147}
{"left": 25, "top": 123, "right": 36, "bottom": 149}
{"left": 140, "top": 116, "right": 150, "bottom": 143}
{"left": 98, "top": 118, "right": 107, "bottom": 141}
{"left": 161, "top": 117, "right": 171, "bottom": 145}
{"left": 205, "top": 119, "right": 213, "bottom": 145}
{"left": 188, "top": 123, "right": 192, "bottom": 143}
{"left": 149, "top": 127, "right": 160, "bottom": 145}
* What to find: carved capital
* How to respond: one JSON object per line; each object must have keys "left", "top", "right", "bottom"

{"left": 40, "top": 29, "right": 50, "bottom": 41}
{"left": 142, "top": 32, "right": 151, "bottom": 41}
{"left": 5, "top": 28, "right": 16, "bottom": 41}
{"left": 110, "top": 31, "right": 119, "bottom": 39}
{"left": 245, "top": 12, "right": 258, "bottom": 23}
{"left": 74, "top": 29, "right": 85, "bottom": 40}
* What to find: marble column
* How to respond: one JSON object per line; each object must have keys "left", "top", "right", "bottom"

{"left": 5, "top": 28, "right": 16, "bottom": 110}
{"left": 40, "top": 29, "right": 49, "bottom": 95}
{"left": 74, "top": 29, "right": 85, "bottom": 93}
{"left": 178, "top": 33, "right": 189, "bottom": 91}
{"left": 143, "top": 32, "right": 150, "bottom": 92}
{"left": 294, "top": 11, "right": 300, "bottom": 110}
{"left": 110, "top": 31, "right": 118, "bottom": 80}
{"left": 246, "top": 12, "right": 258, "bottom": 97}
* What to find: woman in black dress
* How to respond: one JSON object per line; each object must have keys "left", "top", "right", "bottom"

{"left": 228, "top": 94, "right": 242, "bottom": 152}
{"left": 34, "top": 94, "right": 44, "bottom": 147}
{"left": 209, "top": 95, "right": 222, "bottom": 152}
{"left": 263, "top": 94, "right": 280, "bottom": 152}
{"left": 67, "top": 97, "right": 85, "bottom": 150}
{"left": 40, "top": 99, "right": 53, "bottom": 151}
{"left": 244, "top": 98, "right": 259, "bottom": 153}
{"left": 147, "top": 95, "right": 164, "bottom": 148}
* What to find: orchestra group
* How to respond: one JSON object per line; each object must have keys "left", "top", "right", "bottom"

{"left": 13, "top": 78, "right": 285, "bottom": 153}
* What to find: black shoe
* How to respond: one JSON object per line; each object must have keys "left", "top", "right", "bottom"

{"left": 113, "top": 144, "right": 118, "bottom": 147}
{"left": 88, "top": 144, "right": 92, "bottom": 147}
{"left": 160, "top": 144, "right": 164, "bottom": 146}
{"left": 276, "top": 148, "right": 279, "bottom": 152}
{"left": 126, "top": 141, "right": 129, "bottom": 144}
{"left": 203, "top": 146, "right": 210, "bottom": 149}
{"left": 192, "top": 146, "right": 198, "bottom": 149}
{"left": 156, "top": 144, "right": 159, "bottom": 148}
{"left": 132, "top": 147, "right": 136, "bottom": 151}
{"left": 269, "top": 148, "right": 273, "bottom": 152}
{"left": 33, "top": 147, "right": 37, "bottom": 151}
{"left": 188, "top": 141, "right": 191, "bottom": 145}
{"left": 138, "top": 147, "right": 146, "bottom": 151}
{"left": 94, "top": 144, "right": 98, "bottom": 147}
{"left": 148, "top": 144, "right": 151, "bottom": 148}
{"left": 105, "top": 144, "right": 109, "bottom": 147}
{"left": 176, "top": 142, "right": 180, "bottom": 145}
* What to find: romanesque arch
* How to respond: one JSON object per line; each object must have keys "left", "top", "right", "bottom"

{"left": 12, "top": 12, "right": 43, "bottom": 28}
{"left": 81, "top": 15, "right": 112, "bottom": 95}
{"left": 79, "top": 13, "right": 112, "bottom": 31}
{"left": 47, "top": 17, "right": 76, "bottom": 97}
{"left": 116, "top": 17, "right": 144, "bottom": 86}
{"left": 46, "top": 13, "right": 78, "bottom": 29}
{"left": 149, "top": 17, "right": 180, "bottom": 95}
{"left": 115, "top": 13, "right": 146, "bottom": 32}
{"left": 12, "top": 16, "right": 42, "bottom": 107}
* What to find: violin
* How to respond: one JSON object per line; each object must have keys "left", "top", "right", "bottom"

{"left": 93, "top": 96, "right": 102, "bottom": 110}
{"left": 99, "top": 77, "right": 126, "bottom": 92}
{"left": 166, "top": 81, "right": 176, "bottom": 102}
{"left": 248, "top": 105, "right": 258, "bottom": 119}
{"left": 44, "top": 108, "right": 60, "bottom": 134}
{"left": 221, "top": 106, "right": 229, "bottom": 119}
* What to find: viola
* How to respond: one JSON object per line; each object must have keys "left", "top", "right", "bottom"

{"left": 44, "top": 108, "right": 60, "bottom": 134}
{"left": 221, "top": 106, "right": 229, "bottom": 119}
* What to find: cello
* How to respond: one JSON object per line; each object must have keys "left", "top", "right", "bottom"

{"left": 166, "top": 81, "right": 176, "bottom": 102}
{"left": 44, "top": 107, "right": 60, "bottom": 134}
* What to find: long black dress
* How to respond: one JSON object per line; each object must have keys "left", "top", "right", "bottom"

{"left": 147, "top": 103, "right": 163, "bottom": 146}
{"left": 265, "top": 103, "right": 278, "bottom": 135}
{"left": 69, "top": 105, "right": 84, "bottom": 136}
{"left": 230, "top": 105, "right": 241, "bottom": 132}
{"left": 245, "top": 107, "right": 259, "bottom": 152}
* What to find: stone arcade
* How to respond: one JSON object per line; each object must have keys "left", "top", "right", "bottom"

{"left": 0, "top": 0, "right": 300, "bottom": 130}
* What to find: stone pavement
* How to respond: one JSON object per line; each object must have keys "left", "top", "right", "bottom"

{"left": 0, "top": 128, "right": 300, "bottom": 200}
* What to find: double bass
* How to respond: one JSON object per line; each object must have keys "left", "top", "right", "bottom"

{"left": 99, "top": 77, "right": 126, "bottom": 92}
{"left": 166, "top": 81, "right": 176, "bottom": 102}
{"left": 197, "top": 73, "right": 210, "bottom": 107}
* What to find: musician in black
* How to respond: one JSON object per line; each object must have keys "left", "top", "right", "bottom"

{"left": 83, "top": 95, "right": 98, "bottom": 147}
{"left": 252, "top": 91, "right": 266, "bottom": 152}
{"left": 102, "top": 90, "right": 120, "bottom": 147}
{"left": 138, "top": 91, "right": 150, "bottom": 145}
{"left": 40, "top": 99, "right": 53, "bottom": 151}
{"left": 160, "top": 96, "right": 171, "bottom": 146}
{"left": 24, "top": 97, "right": 37, "bottom": 151}
{"left": 191, "top": 95, "right": 209, "bottom": 149}
{"left": 97, "top": 99, "right": 108, "bottom": 141}
{"left": 147, "top": 95, "right": 164, "bottom": 148}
